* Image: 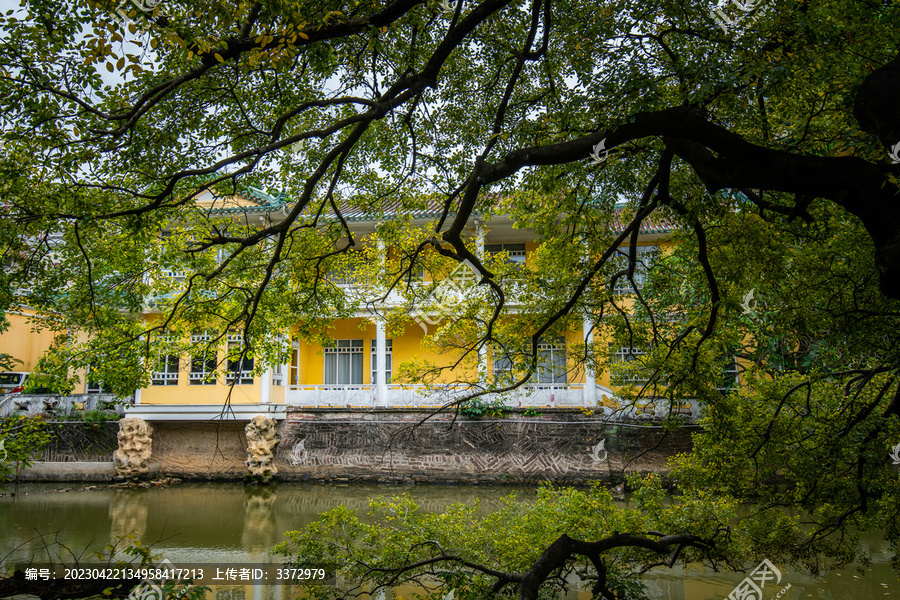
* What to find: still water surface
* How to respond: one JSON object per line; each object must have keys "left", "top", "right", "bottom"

{"left": 0, "top": 482, "right": 896, "bottom": 599}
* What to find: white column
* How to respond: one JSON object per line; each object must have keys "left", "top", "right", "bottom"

{"left": 583, "top": 318, "right": 597, "bottom": 406}
{"left": 376, "top": 235, "right": 387, "bottom": 295}
{"left": 474, "top": 217, "right": 486, "bottom": 260}
{"left": 376, "top": 318, "right": 388, "bottom": 407}
{"left": 135, "top": 318, "right": 145, "bottom": 405}
{"left": 474, "top": 219, "right": 489, "bottom": 382}
{"left": 375, "top": 234, "right": 389, "bottom": 407}
{"left": 260, "top": 366, "right": 272, "bottom": 404}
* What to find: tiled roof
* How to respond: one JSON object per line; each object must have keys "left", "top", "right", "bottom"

{"left": 200, "top": 186, "right": 290, "bottom": 214}
{"left": 205, "top": 189, "right": 674, "bottom": 233}
{"left": 338, "top": 197, "right": 454, "bottom": 221}
{"left": 244, "top": 186, "right": 288, "bottom": 207}
{"left": 608, "top": 209, "right": 677, "bottom": 234}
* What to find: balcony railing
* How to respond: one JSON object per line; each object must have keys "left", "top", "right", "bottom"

{"left": 284, "top": 384, "right": 701, "bottom": 420}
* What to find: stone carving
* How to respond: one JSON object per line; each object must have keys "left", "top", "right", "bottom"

{"left": 245, "top": 415, "right": 280, "bottom": 483}
{"left": 591, "top": 438, "right": 608, "bottom": 462}
{"left": 289, "top": 437, "right": 307, "bottom": 465}
{"left": 114, "top": 417, "right": 154, "bottom": 478}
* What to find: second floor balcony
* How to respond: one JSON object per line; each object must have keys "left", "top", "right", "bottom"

{"left": 284, "top": 382, "right": 700, "bottom": 421}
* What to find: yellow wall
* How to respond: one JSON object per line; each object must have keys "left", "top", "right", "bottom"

{"left": 270, "top": 383, "right": 285, "bottom": 403}
{"left": 140, "top": 321, "right": 287, "bottom": 404}
{"left": 140, "top": 368, "right": 289, "bottom": 404}
{"left": 140, "top": 355, "right": 291, "bottom": 404}
{"left": 0, "top": 309, "right": 93, "bottom": 393}
{"left": 0, "top": 237, "right": 668, "bottom": 403}
{"left": 292, "top": 317, "right": 482, "bottom": 386}
{"left": 289, "top": 317, "right": 605, "bottom": 388}
{"left": 0, "top": 310, "right": 60, "bottom": 372}
{"left": 141, "top": 376, "right": 264, "bottom": 405}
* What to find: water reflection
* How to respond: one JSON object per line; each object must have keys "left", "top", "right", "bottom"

{"left": 110, "top": 489, "right": 148, "bottom": 542}
{"left": 0, "top": 482, "right": 896, "bottom": 599}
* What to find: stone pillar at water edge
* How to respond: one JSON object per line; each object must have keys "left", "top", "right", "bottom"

{"left": 245, "top": 415, "right": 281, "bottom": 484}
{"left": 114, "top": 417, "right": 154, "bottom": 479}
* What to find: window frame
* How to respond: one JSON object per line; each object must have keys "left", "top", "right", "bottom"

{"left": 151, "top": 354, "right": 180, "bottom": 386}
{"left": 716, "top": 356, "right": 741, "bottom": 393}
{"left": 536, "top": 336, "right": 567, "bottom": 385}
{"left": 370, "top": 338, "right": 392, "bottom": 384}
{"left": 485, "top": 242, "right": 527, "bottom": 266}
{"left": 609, "top": 344, "right": 650, "bottom": 385}
{"left": 85, "top": 365, "right": 110, "bottom": 394}
{"left": 189, "top": 331, "right": 217, "bottom": 386}
{"left": 290, "top": 341, "right": 300, "bottom": 386}
{"left": 225, "top": 333, "right": 254, "bottom": 385}
{"left": 612, "top": 245, "right": 658, "bottom": 294}
{"left": 323, "top": 339, "right": 364, "bottom": 386}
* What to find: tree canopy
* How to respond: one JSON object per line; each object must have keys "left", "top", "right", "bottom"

{"left": 2, "top": 0, "right": 900, "bottom": 595}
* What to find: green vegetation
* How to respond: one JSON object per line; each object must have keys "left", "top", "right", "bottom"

{"left": 0, "top": 416, "right": 54, "bottom": 487}
{"left": 274, "top": 480, "right": 780, "bottom": 600}
{"left": 63, "top": 408, "right": 121, "bottom": 423}
{"left": 459, "top": 398, "right": 510, "bottom": 418}
{"left": 1, "top": 0, "right": 900, "bottom": 596}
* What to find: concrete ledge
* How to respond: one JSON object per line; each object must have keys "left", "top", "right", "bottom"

{"left": 125, "top": 403, "right": 285, "bottom": 421}
{"left": 15, "top": 462, "right": 164, "bottom": 482}
{"left": 16, "top": 462, "right": 116, "bottom": 482}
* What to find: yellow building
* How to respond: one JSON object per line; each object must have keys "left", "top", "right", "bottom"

{"left": 0, "top": 188, "right": 693, "bottom": 421}
{"left": 0, "top": 308, "right": 99, "bottom": 395}
{"left": 118, "top": 189, "right": 685, "bottom": 422}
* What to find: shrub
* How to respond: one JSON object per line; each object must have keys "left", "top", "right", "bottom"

{"left": 0, "top": 415, "right": 55, "bottom": 486}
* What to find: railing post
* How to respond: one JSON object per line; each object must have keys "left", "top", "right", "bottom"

{"left": 583, "top": 317, "right": 597, "bottom": 407}
{"left": 260, "top": 366, "right": 272, "bottom": 404}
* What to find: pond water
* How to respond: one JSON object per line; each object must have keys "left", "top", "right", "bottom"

{"left": 0, "top": 482, "right": 896, "bottom": 599}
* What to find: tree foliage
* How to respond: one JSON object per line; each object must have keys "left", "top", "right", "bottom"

{"left": 1, "top": 0, "right": 900, "bottom": 593}
{"left": 0, "top": 415, "right": 54, "bottom": 486}
{"left": 273, "top": 480, "right": 808, "bottom": 600}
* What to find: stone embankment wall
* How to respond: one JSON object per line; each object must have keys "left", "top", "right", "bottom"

{"left": 151, "top": 409, "right": 698, "bottom": 484}
{"left": 41, "top": 421, "right": 120, "bottom": 462}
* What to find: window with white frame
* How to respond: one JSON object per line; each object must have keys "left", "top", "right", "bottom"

{"left": 536, "top": 336, "right": 567, "bottom": 384}
{"left": 189, "top": 331, "right": 217, "bottom": 385}
{"left": 272, "top": 363, "right": 284, "bottom": 386}
{"left": 370, "top": 339, "right": 392, "bottom": 384}
{"left": 612, "top": 245, "right": 658, "bottom": 294}
{"left": 290, "top": 342, "right": 299, "bottom": 386}
{"left": 494, "top": 337, "right": 567, "bottom": 385}
{"left": 328, "top": 250, "right": 363, "bottom": 286}
{"left": 609, "top": 344, "right": 650, "bottom": 385}
{"left": 85, "top": 365, "right": 110, "bottom": 394}
{"left": 485, "top": 243, "right": 527, "bottom": 265}
{"left": 159, "top": 231, "right": 187, "bottom": 280}
{"left": 493, "top": 346, "right": 516, "bottom": 383}
{"left": 409, "top": 260, "right": 426, "bottom": 282}
{"left": 226, "top": 333, "right": 254, "bottom": 385}
{"left": 152, "top": 355, "right": 179, "bottom": 386}
{"left": 160, "top": 268, "right": 186, "bottom": 280}
{"left": 716, "top": 357, "right": 740, "bottom": 392}
{"left": 324, "top": 339, "right": 363, "bottom": 385}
